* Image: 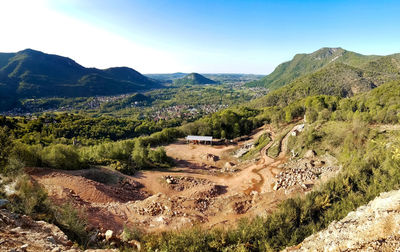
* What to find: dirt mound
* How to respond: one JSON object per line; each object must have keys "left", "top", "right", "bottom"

{"left": 163, "top": 175, "right": 211, "bottom": 191}
{"left": 28, "top": 168, "right": 149, "bottom": 204}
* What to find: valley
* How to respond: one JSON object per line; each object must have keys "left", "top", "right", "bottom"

{"left": 26, "top": 122, "right": 340, "bottom": 234}
{"left": 2, "top": 0, "right": 400, "bottom": 250}
{"left": 2, "top": 46, "right": 400, "bottom": 251}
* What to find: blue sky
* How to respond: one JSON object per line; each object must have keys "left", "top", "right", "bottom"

{"left": 1, "top": 0, "right": 400, "bottom": 74}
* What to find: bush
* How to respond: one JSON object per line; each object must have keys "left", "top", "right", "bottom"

{"left": 0, "top": 126, "right": 13, "bottom": 169}
{"left": 54, "top": 203, "right": 89, "bottom": 246}
{"left": 4, "top": 156, "right": 25, "bottom": 175}
{"left": 41, "top": 144, "right": 87, "bottom": 170}
{"left": 6, "top": 175, "right": 90, "bottom": 247}
{"left": 8, "top": 176, "right": 52, "bottom": 219}
{"left": 10, "top": 143, "right": 43, "bottom": 167}
{"left": 148, "top": 147, "right": 169, "bottom": 164}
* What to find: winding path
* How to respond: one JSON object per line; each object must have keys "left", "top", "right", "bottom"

{"left": 243, "top": 124, "right": 302, "bottom": 195}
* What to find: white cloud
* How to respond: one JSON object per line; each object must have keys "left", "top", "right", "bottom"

{"left": 0, "top": 0, "right": 182, "bottom": 73}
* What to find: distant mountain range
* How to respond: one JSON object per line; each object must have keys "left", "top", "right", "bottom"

{"left": 2, "top": 47, "right": 400, "bottom": 112}
{"left": 173, "top": 73, "right": 217, "bottom": 85}
{"left": 0, "top": 49, "right": 161, "bottom": 110}
{"left": 145, "top": 73, "right": 264, "bottom": 84}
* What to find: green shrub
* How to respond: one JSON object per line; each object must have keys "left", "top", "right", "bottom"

{"left": 54, "top": 203, "right": 89, "bottom": 246}
{"left": 148, "top": 147, "right": 169, "bottom": 164}
{"left": 242, "top": 133, "right": 271, "bottom": 159}
{"left": 10, "top": 143, "right": 43, "bottom": 167}
{"left": 41, "top": 144, "right": 87, "bottom": 170}
{"left": 8, "top": 176, "right": 52, "bottom": 219}
{"left": 4, "top": 156, "right": 25, "bottom": 175}
{"left": 6, "top": 175, "right": 90, "bottom": 247}
{"left": 0, "top": 126, "right": 13, "bottom": 169}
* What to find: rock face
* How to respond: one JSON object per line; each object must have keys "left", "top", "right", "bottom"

{"left": 0, "top": 209, "right": 78, "bottom": 251}
{"left": 285, "top": 190, "right": 400, "bottom": 251}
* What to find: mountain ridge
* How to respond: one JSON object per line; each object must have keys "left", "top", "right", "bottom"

{"left": 247, "top": 47, "right": 380, "bottom": 90}
{"left": 0, "top": 49, "right": 161, "bottom": 109}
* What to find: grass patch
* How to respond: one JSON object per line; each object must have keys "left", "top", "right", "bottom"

{"left": 267, "top": 126, "right": 292, "bottom": 158}
{"left": 241, "top": 132, "right": 271, "bottom": 160}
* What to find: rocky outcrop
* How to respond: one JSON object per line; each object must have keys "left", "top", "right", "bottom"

{"left": 204, "top": 153, "right": 220, "bottom": 162}
{"left": 234, "top": 143, "right": 254, "bottom": 158}
{"left": 0, "top": 209, "right": 78, "bottom": 252}
{"left": 273, "top": 155, "right": 338, "bottom": 191}
{"left": 284, "top": 190, "right": 400, "bottom": 251}
{"left": 222, "top": 162, "right": 238, "bottom": 173}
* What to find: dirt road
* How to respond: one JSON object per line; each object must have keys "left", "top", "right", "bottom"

{"left": 29, "top": 123, "right": 313, "bottom": 233}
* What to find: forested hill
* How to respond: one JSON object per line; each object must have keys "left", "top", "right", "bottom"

{"left": 249, "top": 49, "right": 400, "bottom": 108}
{"left": 246, "top": 47, "right": 381, "bottom": 90}
{"left": 173, "top": 73, "right": 217, "bottom": 85}
{"left": 0, "top": 49, "right": 161, "bottom": 109}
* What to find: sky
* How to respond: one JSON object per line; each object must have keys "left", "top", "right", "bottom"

{"left": 1, "top": 0, "right": 400, "bottom": 74}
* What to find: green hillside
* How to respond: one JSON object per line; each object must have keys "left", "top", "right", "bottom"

{"left": 0, "top": 49, "right": 161, "bottom": 110}
{"left": 173, "top": 72, "right": 217, "bottom": 85}
{"left": 251, "top": 62, "right": 398, "bottom": 108}
{"left": 250, "top": 51, "right": 400, "bottom": 108}
{"left": 247, "top": 47, "right": 379, "bottom": 90}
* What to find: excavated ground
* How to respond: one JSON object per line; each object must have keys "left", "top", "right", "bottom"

{"left": 28, "top": 123, "right": 340, "bottom": 234}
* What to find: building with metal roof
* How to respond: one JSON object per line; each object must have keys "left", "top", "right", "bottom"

{"left": 185, "top": 135, "right": 213, "bottom": 144}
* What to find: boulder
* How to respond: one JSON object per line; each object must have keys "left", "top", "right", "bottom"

{"left": 20, "top": 244, "right": 29, "bottom": 251}
{"left": 304, "top": 150, "right": 316, "bottom": 159}
{"left": 128, "top": 240, "right": 142, "bottom": 251}
{"left": 205, "top": 153, "right": 219, "bottom": 162}
{"left": 105, "top": 230, "right": 114, "bottom": 241}
{"left": 223, "top": 162, "right": 238, "bottom": 172}
{"left": 0, "top": 199, "right": 9, "bottom": 209}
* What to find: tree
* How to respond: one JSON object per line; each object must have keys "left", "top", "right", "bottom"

{"left": 131, "top": 139, "right": 148, "bottom": 169}
{"left": 0, "top": 126, "right": 13, "bottom": 169}
{"left": 233, "top": 123, "right": 241, "bottom": 138}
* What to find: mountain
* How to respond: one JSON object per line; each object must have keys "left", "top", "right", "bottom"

{"left": 247, "top": 48, "right": 400, "bottom": 108}
{"left": 251, "top": 60, "right": 400, "bottom": 108}
{"left": 0, "top": 49, "right": 161, "bottom": 109}
{"left": 173, "top": 73, "right": 217, "bottom": 86}
{"left": 146, "top": 73, "right": 264, "bottom": 84}
{"left": 145, "top": 72, "right": 187, "bottom": 83}
{"left": 247, "top": 47, "right": 379, "bottom": 90}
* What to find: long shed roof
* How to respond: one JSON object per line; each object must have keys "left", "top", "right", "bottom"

{"left": 186, "top": 135, "right": 213, "bottom": 141}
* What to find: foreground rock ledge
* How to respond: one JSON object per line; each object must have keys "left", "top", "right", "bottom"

{"left": 284, "top": 190, "right": 400, "bottom": 251}
{"left": 0, "top": 208, "right": 117, "bottom": 252}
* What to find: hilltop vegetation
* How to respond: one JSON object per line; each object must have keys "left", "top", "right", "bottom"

{"left": 251, "top": 57, "right": 400, "bottom": 108}
{"left": 246, "top": 47, "right": 400, "bottom": 93}
{"left": 0, "top": 49, "right": 161, "bottom": 110}
{"left": 173, "top": 72, "right": 217, "bottom": 86}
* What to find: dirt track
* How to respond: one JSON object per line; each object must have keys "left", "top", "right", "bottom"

{"left": 28, "top": 123, "right": 330, "bottom": 233}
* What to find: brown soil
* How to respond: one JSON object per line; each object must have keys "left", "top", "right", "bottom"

{"left": 28, "top": 123, "right": 337, "bottom": 234}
